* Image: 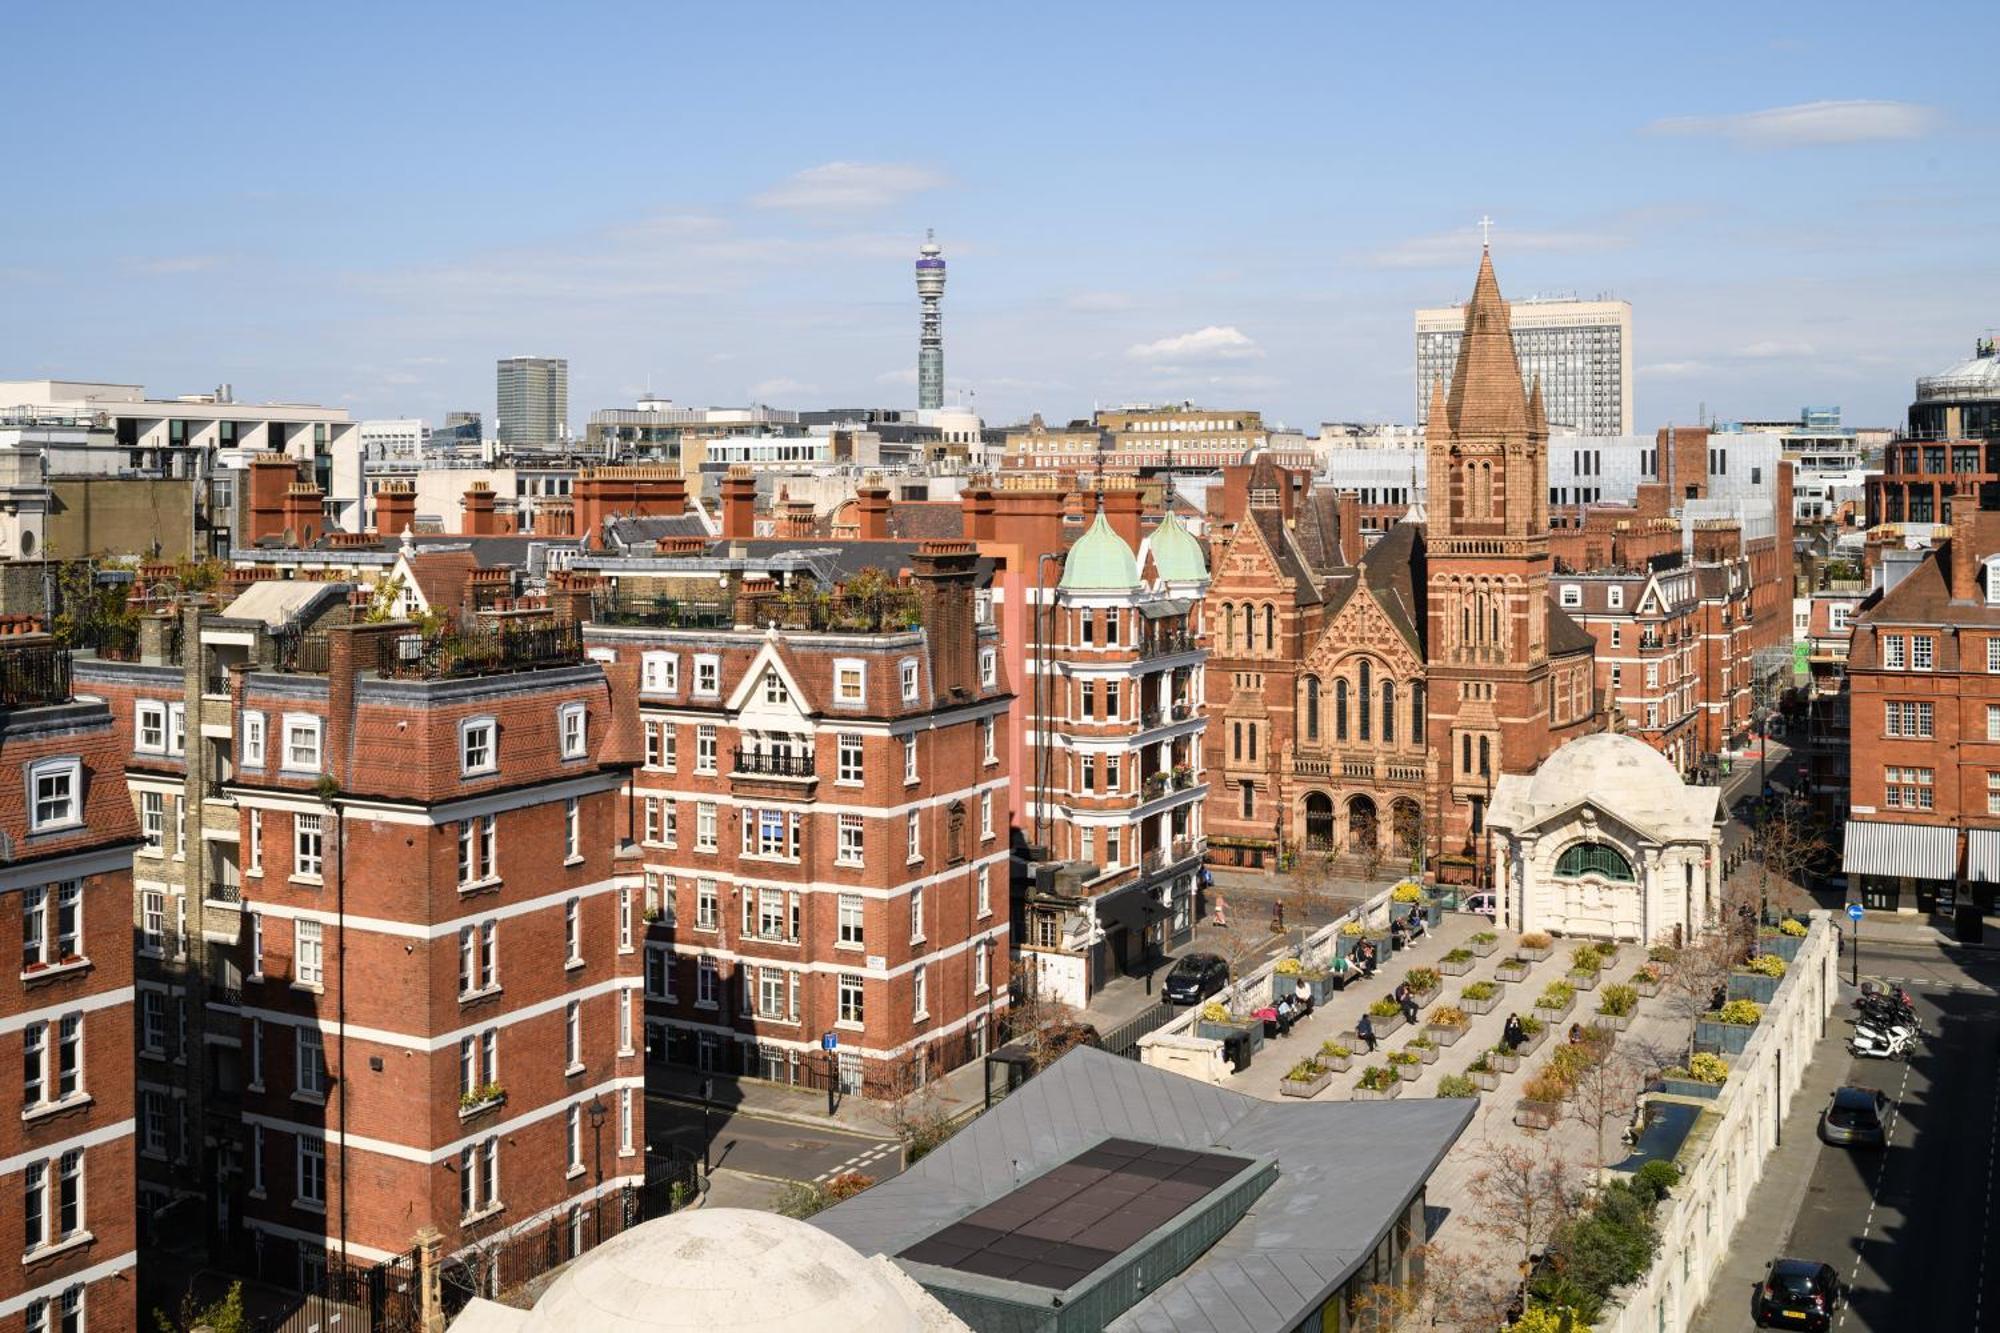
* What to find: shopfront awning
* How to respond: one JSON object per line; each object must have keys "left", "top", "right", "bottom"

{"left": 1968, "top": 829, "right": 2000, "bottom": 883}
{"left": 1842, "top": 820, "right": 1957, "bottom": 881}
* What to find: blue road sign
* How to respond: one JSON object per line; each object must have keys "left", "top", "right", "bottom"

{"left": 1847, "top": 903, "right": 1865, "bottom": 922}
{"left": 821, "top": 1031, "right": 838, "bottom": 1051}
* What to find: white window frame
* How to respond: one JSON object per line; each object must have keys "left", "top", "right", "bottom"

{"left": 27, "top": 757, "right": 81, "bottom": 834}
{"left": 281, "top": 714, "right": 323, "bottom": 773}
{"left": 977, "top": 865, "right": 992, "bottom": 918}
{"left": 904, "top": 735, "right": 919, "bottom": 785}
{"left": 136, "top": 701, "right": 167, "bottom": 754}
{"left": 1560, "top": 585, "right": 1582, "bottom": 608}
{"left": 296, "top": 1026, "right": 326, "bottom": 1099}
{"left": 980, "top": 647, "right": 997, "bottom": 688}
{"left": 900, "top": 658, "right": 920, "bottom": 703}
{"left": 241, "top": 710, "right": 266, "bottom": 768}
{"left": 833, "top": 658, "right": 866, "bottom": 706}
{"left": 838, "top": 893, "right": 864, "bottom": 947}
{"left": 837, "top": 733, "right": 863, "bottom": 785}
{"left": 559, "top": 703, "right": 587, "bottom": 760}
{"left": 459, "top": 716, "right": 498, "bottom": 777}
{"left": 295, "top": 919, "right": 324, "bottom": 988}
{"left": 293, "top": 813, "right": 324, "bottom": 881}
{"left": 693, "top": 654, "right": 721, "bottom": 698}
{"left": 837, "top": 814, "right": 864, "bottom": 866}
{"left": 297, "top": 1134, "right": 326, "bottom": 1208}
{"left": 565, "top": 798, "right": 581, "bottom": 863}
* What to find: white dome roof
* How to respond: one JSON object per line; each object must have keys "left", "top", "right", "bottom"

{"left": 1526, "top": 731, "right": 1681, "bottom": 810}
{"left": 521, "top": 1208, "right": 932, "bottom": 1333}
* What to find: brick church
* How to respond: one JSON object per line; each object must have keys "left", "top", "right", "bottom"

{"left": 1204, "top": 248, "right": 1604, "bottom": 883}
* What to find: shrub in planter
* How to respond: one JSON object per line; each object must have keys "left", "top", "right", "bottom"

{"left": 1281, "top": 1058, "right": 1331, "bottom": 1098}
{"left": 1340, "top": 921, "right": 1365, "bottom": 937}
{"left": 1717, "top": 998, "right": 1763, "bottom": 1026}
{"left": 1515, "top": 1013, "right": 1548, "bottom": 1053}
{"left": 1318, "top": 1042, "right": 1353, "bottom": 1072}
{"left": 1647, "top": 944, "right": 1679, "bottom": 965}
{"left": 1465, "top": 1053, "right": 1501, "bottom": 1090}
{"left": 1747, "top": 952, "right": 1788, "bottom": 977}
{"left": 1630, "top": 963, "right": 1664, "bottom": 997}
{"left": 1440, "top": 947, "right": 1477, "bottom": 976}
{"left": 1488, "top": 1042, "right": 1521, "bottom": 1073}
{"left": 1407, "top": 966, "right": 1442, "bottom": 993}
{"left": 1200, "top": 1001, "right": 1231, "bottom": 1024}
{"left": 1779, "top": 917, "right": 1809, "bottom": 938}
{"left": 1354, "top": 1066, "right": 1401, "bottom": 1098}
{"left": 1437, "top": 1074, "right": 1480, "bottom": 1099}
{"left": 1430, "top": 1003, "right": 1469, "bottom": 1028}
{"left": 1496, "top": 957, "right": 1533, "bottom": 983}
{"left": 1275, "top": 957, "right": 1302, "bottom": 975}
{"left": 1407, "top": 1034, "right": 1439, "bottom": 1064}
{"left": 1570, "top": 943, "right": 1604, "bottom": 973}
{"left": 1534, "top": 981, "right": 1576, "bottom": 1017}
{"left": 1597, "top": 984, "right": 1638, "bottom": 1019}
{"left": 1634, "top": 1159, "right": 1682, "bottom": 1202}
{"left": 1391, "top": 882, "right": 1425, "bottom": 903}
{"left": 1566, "top": 966, "right": 1600, "bottom": 992}
{"left": 1460, "top": 980, "right": 1501, "bottom": 1014}
{"left": 1471, "top": 930, "right": 1500, "bottom": 950}
{"left": 1387, "top": 1050, "right": 1423, "bottom": 1080}
{"left": 1689, "top": 1052, "right": 1731, "bottom": 1084}
{"left": 1519, "top": 932, "right": 1555, "bottom": 960}
{"left": 1522, "top": 1067, "right": 1572, "bottom": 1104}
{"left": 1368, "top": 997, "right": 1401, "bottom": 1020}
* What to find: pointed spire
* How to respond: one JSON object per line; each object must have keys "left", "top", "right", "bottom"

{"left": 1443, "top": 248, "right": 1529, "bottom": 438}
{"left": 1527, "top": 374, "right": 1547, "bottom": 435}
{"left": 1427, "top": 375, "right": 1449, "bottom": 434}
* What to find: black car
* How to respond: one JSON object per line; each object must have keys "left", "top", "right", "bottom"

{"left": 1818, "top": 1086, "right": 1889, "bottom": 1148}
{"left": 1753, "top": 1258, "right": 1841, "bottom": 1330}
{"left": 1163, "top": 953, "right": 1229, "bottom": 1006}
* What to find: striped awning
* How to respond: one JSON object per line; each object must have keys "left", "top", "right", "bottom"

{"left": 1969, "top": 830, "right": 2000, "bottom": 883}
{"left": 1842, "top": 820, "right": 1957, "bottom": 881}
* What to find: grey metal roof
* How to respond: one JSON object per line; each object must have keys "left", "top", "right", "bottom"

{"left": 813, "top": 1047, "right": 1473, "bottom": 1333}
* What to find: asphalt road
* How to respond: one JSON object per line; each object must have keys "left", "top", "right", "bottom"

{"left": 645, "top": 1092, "right": 905, "bottom": 1187}
{"left": 1759, "top": 938, "right": 2000, "bottom": 1331}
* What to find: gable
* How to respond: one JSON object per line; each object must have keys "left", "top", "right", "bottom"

{"left": 1304, "top": 581, "right": 1423, "bottom": 676}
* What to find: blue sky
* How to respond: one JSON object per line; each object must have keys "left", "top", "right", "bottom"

{"left": 4, "top": 0, "right": 1994, "bottom": 434}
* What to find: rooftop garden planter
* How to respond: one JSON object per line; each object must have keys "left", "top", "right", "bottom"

{"left": 1596, "top": 984, "right": 1639, "bottom": 1031}
{"left": 1280, "top": 1060, "right": 1332, "bottom": 1098}
{"left": 1427, "top": 1006, "right": 1471, "bottom": 1046}
{"left": 1518, "top": 933, "right": 1555, "bottom": 962}
{"left": 1757, "top": 929, "right": 1803, "bottom": 963}
{"left": 1533, "top": 983, "right": 1576, "bottom": 1020}
{"left": 1495, "top": 957, "right": 1533, "bottom": 984}
{"left": 1437, "top": 1074, "right": 1481, "bottom": 1100}
{"left": 1469, "top": 931, "right": 1500, "bottom": 958}
{"left": 1317, "top": 1043, "right": 1353, "bottom": 1074}
{"left": 1658, "top": 1074, "right": 1725, "bottom": 1100}
{"left": 1407, "top": 1035, "right": 1440, "bottom": 1064}
{"left": 1696, "top": 1000, "right": 1762, "bottom": 1055}
{"left": 1353, "top": 1067, "right": 1402, "bottom": 1100}
{"left": 1778, "top": 916, "right": 1810, "bottom": 938}
{"left": 1405, "top": 968, "right": 1443, "bottom": 1006}
{"left": 1439, "top": 948, "right": 1477, "bottom": 977}
{"left": 1629, "top": 965, "right": 1664, "bottom": 999}
{"left": 1567, "top": 967, "right": 1600, "bottom": 992}
{"left": 1465, "top": 1054, "right": 1502, "bottom": 1091}
{"left": 459, "top": 1084, "right": 507, "bottom": 1118}
{"left": 1459, "top": 981, "right": 1501, "bottom": 1015}
{"left": 1514, "top": 1097, "right": 1561, "bottom": 1131}
{"left": 1515, "top": 1016, "right": 1549, "bottom": 1056}
{"left": 1363, "top": 1001, "right": 1406, "bottom": 1039}
{"left": 1728, "top": 970, "right": 1782, "bottom": 1004}
{"left": 1488, "top": 1043, "right": 1522, "bottom": 1074}
{"left": 1387, "top": 1051, "right": 1424, "bottom": 1081}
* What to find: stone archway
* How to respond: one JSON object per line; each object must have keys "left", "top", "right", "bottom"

{"left": 1304, "top": 792, "right": 1336, "bottom": 852}
{"left": 1347, "top": 795, "right": 1379, "bottom": 854}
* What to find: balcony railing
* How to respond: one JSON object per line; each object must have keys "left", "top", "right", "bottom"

{"left": 732, "top": 748, "right": 816, "bottom": 778}
{"left": 595, "top": 595, "right": 734, "bottom": 630}
{"left": 1140, "top": 630, "right": 1197, "bottom": 659}
{"left": 383, "top": 624, "right": 583, "bottom": 680}
{"left": 0, "top": 645, "right": 72, "bottom": 707}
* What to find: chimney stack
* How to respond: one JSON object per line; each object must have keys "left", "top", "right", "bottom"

{"left": 1100, "top": 480, "right": 1143, "bottom": 552}
{"left": 959, "top": 483, "right": 996, "bottom": 542}
{"left": 1335, "top": 491, "right": 1362, "bottom": 566}
{"left": 374, "top": 481, "right": 417, "bottom": 537}
{"left": 908, "top": 540, "right": 980, "bottom": 701}
{"left": 720, "top": 466, "right": 758, "bottom": 540}
{"left": 461, "top": 482, "right": 507, "bottom": 535}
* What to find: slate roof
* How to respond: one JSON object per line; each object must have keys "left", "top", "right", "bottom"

{"left": 604, "top": 512, "right": 716, "bottom": 550}
{"left": 1288, "top": 488, "right": 1352, "bottom": 577}
{"left": 812, "top": 1047, "right": 1473, "bottom": 1333}
{"left": 1547, "top": 599, "right": 1597, "bottom": 658}
{"left": 886, "top": 502, "right": 968, "bottom": 541}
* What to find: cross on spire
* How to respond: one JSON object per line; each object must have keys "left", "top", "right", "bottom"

{"left": 1478, "top": 215, "right": 1494, "bottom": 249}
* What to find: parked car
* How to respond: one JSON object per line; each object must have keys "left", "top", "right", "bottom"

{"left": 1460, "top": 893, "right": 1496, "bottom": 919}
{"left": 1752, "top": 1258, "right": 1841, "bottom": 1329}
{"left": 1163, "top": 953, "right": 1229, "bottom": 1006}
{"left": 1818, "top": 1086, "right": 1889, "bottom": 1148}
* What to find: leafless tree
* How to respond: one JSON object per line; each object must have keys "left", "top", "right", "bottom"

{"left": 1747, "top": 793, "right": 1830, "bottom": 917}
{"left": 1464, "top": 1139, "right": 1586, "bottom": 1291}
{"left": 1566, "top": 1046, "right": 1646, "bottom": 1167}
{"left": 1663, "top": 927, "right": 1740, "bottom": 1060}
{"left": 1409, "top": 1243, "right": 1520, "bottom": 1332}
{"left": 1284, "top": 852, "right": 1350, "bottom": 957}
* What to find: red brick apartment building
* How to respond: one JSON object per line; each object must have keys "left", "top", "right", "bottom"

{"left": 77, "top": 586, "right": 643, "bottom": 1295}
{"left": 0, "top": 632, "right": 140, "bottom": 1333}
{"left": 573, "top": 535, "right": 1012, "bottom": 1098}
{"left": 1844, "top": 501, "right": 2000, "bottom": 914}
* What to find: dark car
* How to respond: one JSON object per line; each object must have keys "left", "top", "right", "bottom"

{"left": 1818, "top": 1086, "right": 1888, "bottom": 1148}
{"left": 1163, "top": 953, "right": 1229, "bottom": 1006}
{"left": 1753, "top": 1258, "right": 1841, "bottom": 1329}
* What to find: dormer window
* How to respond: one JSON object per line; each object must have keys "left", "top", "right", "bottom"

{"left": 460, "top": 717, "right": 498, "bottom": 777}
{"left": 1560, "top": 585, "right": 1582, "bottom": 609}
{"left": 763, "top": 671, "right": 789, "bottom": 705}
{"left": 28, "top": 758, "right": 80, "bottom": 833}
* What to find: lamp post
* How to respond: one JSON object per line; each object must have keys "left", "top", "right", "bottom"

{"left": 586, "top": 1099, "right": 607, "bottom": 1246}
{"left": 700, "top": 1077, "right": 713, "bottom": 1176}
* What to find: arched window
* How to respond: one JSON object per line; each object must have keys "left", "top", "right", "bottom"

{"left": 1335, "top": 678, "right": 1349, "bottom": 742}
{"left": 1304, "top": 677, "right": 1321, "bottom": 743}
{"left": 1478, "top": 736, "right": 1490, "bottom": 776}
{"left": 1381, "top": 680, "right": 1395, "bottom": 745}
{"left": 1461, "top": 732, "right": 1471, "bottom": 773}
{"left": 1222, "top": 602, "right": 1234, "bottom": 653}
{"left": 1411, "top": 682, "right": 1425, "bottom": 745}
{"left": 1556, "top": 842, "right": 1636, "bottom": 882}
{"left": 1264, "top": 604, "right": 1276, "bottom": 652}
{"left": 1358, "top": 661, "right": 1372, "bottom": 741}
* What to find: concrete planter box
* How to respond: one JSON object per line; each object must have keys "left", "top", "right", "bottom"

{"left": 1514, "top": 1099, "right": 1561, "bottom": 1131}
{"left": 1427, "top": 1022, "right": 1470, "bottom": 1047}
{"left": 1469, "top": 936, "right": 1500, "bottom": 959}
{"left": 1197, "top": 1019, "right": 1260, "bottom": 1052}
{"left": 1277, "top": 973, "right": 1336, "bottom": 1004}
{"left": 1518, "top": 943, "right": 1554, "bottom": 962}
{"left": 1409, "top": 984, "right": 1440, "bottom": 1011}
{"left": 1534, "top": 995, "right": 1575, "bottom": 1022}
{"left": 1592, "top": 1012, "right": 1632, "bottom": 1033}
{"left": 1567, "top": 969, "right": 1601, "bottom": 992}
{"left": 1517, "top": 1026, "right": 1550, "bottom": 1057}
{"left": 1319, "top": 1052, "right": 1353, "bottom": 1074}
{"left": 1630, "top": 977, "right": 1662, "bottom": 999}
{"left": 1280, "top": 1070, "right": 1332, "bottom": 1098}
{"left": 1393, "top": 1060, "right": 1423, "bottom": 1082}
{"left": 1460, "top": 992, "right": 1500, "bottom": 1016}
{"left": 1468, "top": 1067, "right": 1502, "bottom": 1092}
{"left": 1759, "top": 932, "right": 1804, "bottom": 963}
{"left": 1496, "top": 959, "right": 1533, "bottom": 983}
{"left": 1352, "top": 1081, "right": 1402, "bottom": 1101}
{"left": 1409, "top": 1042, "right": 1440, "bottom": 1065}
{"left": 1366, "top": 930, "right": 1395, "bottom": 956}
{"left": 1695, "top": 1018, "right": 1758, "bottom": 1055}
{"left": 1438, "top": 954, "right": 1476, "bottom": 977}
{"left": 1364, "top": 1010, "right": 1406, "bottom": 1039}
{"left": 1659, "top": 1076, "right": 1726, "bottom": 1100}
{"left": 1489, "top": 1048, "right": 1522, "bottom": 1074}
{"left": 1729, "top": 972, "right": 1783, "bottom": 1004}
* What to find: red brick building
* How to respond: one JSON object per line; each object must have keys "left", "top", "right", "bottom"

{"left": 80, "top": 589, "right": 644, "bottom": 1293}
{"left": 575, "top": 537, "right": 1013, "bottom": 1097}
{"left": 0, "top": 632, "right": 140, "bottom": 1332}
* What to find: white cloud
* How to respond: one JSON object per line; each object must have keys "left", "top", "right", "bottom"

{"left": 1737, "top": 340, "right": 1816, "bottom": 359}
{"left": 875, "top": 367, "right": 919, "bottom": 386}
{"left": 1639, "top": 361, "right": 1714, "bottom": 379}
{"left": 1125, "top": 325, "right": 1263, "bottom": 362}
{"left": 750, "top": 377, "right": 817, "bottom": 400}
{"left": 752, "top": 162, "right": 949, "bottom": 213}
{"left": 1369, "top": 229, "right": 1625, "bottom": 271}
{"left": 1647, "top": 100, "right": 1939, "bottom": 147}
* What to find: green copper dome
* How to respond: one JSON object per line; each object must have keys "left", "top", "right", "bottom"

{"left": 1146, "top": 509, "right": 1207, "bottom": 583}
{"left": 1059, "top": 509, "right": 1141, "bottom": 591}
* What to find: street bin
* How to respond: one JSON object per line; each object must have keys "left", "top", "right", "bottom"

{"left": 1221, "top": 1034, "right": 1251, "bottom": 1072}
{"left": 1957, "top": 903, "right": 1984, "bottom": 944}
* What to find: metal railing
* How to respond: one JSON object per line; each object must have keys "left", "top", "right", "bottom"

{"left": 731, "top": 748, "right": 815, "bottom": 778}
{"left": 1140, "top": 630, "right": 1196, "bottom": 659}
{"left": 595, "top": 595, "right": 734, "bottom": 630}
{"left": 0, "top": 645, "right": 71, "bottom": 706}
{"left": 386, "top": 623, "right": 583, "bottom": 680}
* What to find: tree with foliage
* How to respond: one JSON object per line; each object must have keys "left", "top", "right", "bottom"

{"left": 50, "top": 560, "right": 139, "bottom": 652}
{"left": 1531, "top": 1178, "right": 1662, "bottom": 1323}
{"left": 154, "top": 1282, "right": 247, "bottom": 1333}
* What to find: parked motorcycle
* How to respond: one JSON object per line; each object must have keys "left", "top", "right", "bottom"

{"left": 1854, "top": 999, "right": 1920, "bottom": 1033}
{"left": 1850, "top": 1023, "right": 1920, "bottom": 1060}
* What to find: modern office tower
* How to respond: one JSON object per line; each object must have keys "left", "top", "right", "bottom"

{"left": 1415, "top": 295, "right": 1632, "bottom": 436}
{"left": 915, "top": 234, "right": 946, "bottom": 411}
{"left": 497, "top": 357, "right": 569, "bottom": 448}
{"left": 0, "top": 630, "right": 139, "bottom": 1332}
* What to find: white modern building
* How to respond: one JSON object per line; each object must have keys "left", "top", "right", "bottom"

{"left": 1416, "top": 295, "right": 1633, "bottom": 435}
{"left": 1718, "top": 409, "right": 1873, "bottom": 525}
{"left": 358, "top": 416, "right": 431, "bottom": 462}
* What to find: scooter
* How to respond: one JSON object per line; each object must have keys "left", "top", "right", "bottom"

{"left": 1855, "top": 999, "right": 1921, "bottom": 1033}
{"left": 1851, "top": 1024, "right": 1920, "bottom": 1060}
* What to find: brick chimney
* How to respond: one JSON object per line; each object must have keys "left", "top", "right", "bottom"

{"left": 1950, "top": 481, "right": 1987, "bottom": 601}
{"left": 1660, "top": 425, "right": 1710, "bottom": 501}
{"left": 908, "top": 540, "right": 980, "bottom": 701}
{"left": 461, "top": 482, "right": 509, "bottom": 535}
{"left": 1335, "top": 492, "right": 1362, "bottom": 566}
{"left": 990, "top": 478, "right": 1068, "bottom": 566}
{"left": 719, "top": 466, "right": 759, "bottom": 541}
{"left": 373, "top": 481, "right": 416, "bottom": 537}
{"left": 547, "top": 572, "right": 603, "bottom": 627}
{"left": 280, "top": 481, "right": 325, "bottom": 548}
{"left": 856, "top": 483, "right": 892, "bottom": 540}
{"left": 779, "top": 500, "right": 816, "bottom": 540}
{"left": 538, "top": 498, "right": 575, "bottom": 538}
{"left": 572, "top": 466, "right": 689, "bottom": 550}
{"left": 959, "top": 483, "right": 996, "bottom": 541}
{"left": 324, "top": 619, "right": 413, "bottom": 789}
{"left": 245, "top": 451, "right": 303, "bottom": 545}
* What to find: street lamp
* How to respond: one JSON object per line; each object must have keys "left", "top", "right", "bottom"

{"left": 699, "top": 1077, "right": 714, "bottom": 1177}
{"left": 586, "top": 1099, "right": 607, "bottom": 1246}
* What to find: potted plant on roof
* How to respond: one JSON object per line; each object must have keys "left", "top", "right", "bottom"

{"left": 1487, "top": 1039, "right": 1521, "bottom": 1076}
{"left": 1469, "top": 929, "right": 1500, "bottom": 959}
{"left": 1406, "top": 1033, "right": 1439, "bottom": 1065}
{"left": 1437, "top": 1073, "right": 1480, "bottom": 1100}
{"left": 1459, "top": 980, "right": 1501, "bottom": 1016}
{"left": 1758, "top": 916, "right": 1808, "bottom": 962}
{"left": 1387, "top": 1049, "right": 1423, "bottom": 1082}
{"left": 1439, "top": 946, "right": 1477, "bottom": 978}
{"left": 1629, "top": 962, "right": 1665, "bottom": 999}
{"left": 1518, "top": 931, "right": 1555, "bottom": 963}
{"left": 1495, "top": 954, "right": 1533, "bottom": 984}
{"left": 1336, "top": 919, "right": 1366, "bottom": 960}
{"left": 1659, "top": 1052, "right": 1730, "bottom": 1099}
{"left": 1514, "top": 1013, "right": 1548, "bottom": 1057}
{"left": 1196, "top": 1000, "right": 1257, "bottom": 1046}
{"left": 1647, "top": 943, "right": 1679, "bottom": 979}
{"left": 1534, "top": 980, "right": 1576, "bottom": 1021}
{"left": 1317, "top": 1040, "right": 1353, "bottom": 1074}
{"left": 1566, "top": 943, "right": 1603, "bottom": 992}
{"left": 1406, "top": 967, "right": 1442, "bottom": 1009}
{"left": 1696, "top": 998, "right": 1763, "bottom": 1055}
{"left": 1729, "top": 952, "right": 1786, "bottom": 1004}
{"left": 1353, "top": 1065, "right": 1402, "bottom": 1101}
{"left": 1514, "top": 1066, "right": 1568, "bottom": 1130}
{"left": 1390, "top": 881, "right": 1425, "bottom": 923}
{"left": 1465, "top": 1051, "right": 1501, "bottom": 1092}
{"left": 1364, "top": 996, "right": 1405, "bottom": 1039}
{"left": 1280, "top": 1056, "right": 1332, "bottom": 1099}
{"left": 1427, "top": 1004, "right": 1471, "bottom": 1047}
{"left": 1594, "top": 984, "right": 1639, "bottom": 1032}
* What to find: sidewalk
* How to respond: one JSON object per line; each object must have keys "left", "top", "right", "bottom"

{"left": 648, "top": 1052, "right": 990, "bottom": 1137}
{"left": 1686, "top": 1013, "right": 1853, "bottom": 1332}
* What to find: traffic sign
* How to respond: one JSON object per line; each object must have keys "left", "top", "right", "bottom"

{"left": 1847, "top": 903, "right": 1865, "bottom": 922}
{"left": 821, "top": 1031, "right": 838, "bottom": 1051}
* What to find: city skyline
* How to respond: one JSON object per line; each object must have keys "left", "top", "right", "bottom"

{"left": 4, "top": 2, "right": 1994, "bottom": 434}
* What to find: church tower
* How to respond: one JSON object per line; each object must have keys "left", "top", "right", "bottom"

{"left": 1423, "top": 246, "right": 1564, "bottom": 870}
